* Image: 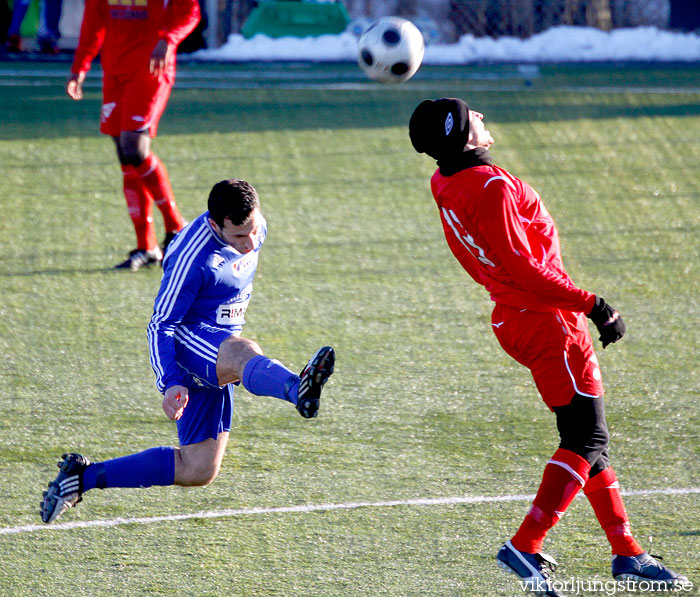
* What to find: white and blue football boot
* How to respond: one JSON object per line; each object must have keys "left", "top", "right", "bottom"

{"left": 114, "top": 247, "right": 162, "bottom": 271}
{"left": 40, "top": 453, "right": 92, "bottom": 523}
{"left": 612, "top": 552, "right": 688, "bottom": 588}
{"left": 497, "top": 540, "right": 564, "bottom": 596}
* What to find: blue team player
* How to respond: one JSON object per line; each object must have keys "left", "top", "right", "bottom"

{"left": 40, "top": 179, "right": 335, "bottom": 523}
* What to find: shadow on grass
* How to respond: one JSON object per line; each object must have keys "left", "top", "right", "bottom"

{"left": 1, "top": 62, "right": 699, "bottom": 141}
{"left": 0, "top": 267, "right": 150, "bottom": 277}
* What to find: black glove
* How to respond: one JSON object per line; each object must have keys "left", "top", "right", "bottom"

{"left": 587, "top": 296, "right": 626, "bottom": 348}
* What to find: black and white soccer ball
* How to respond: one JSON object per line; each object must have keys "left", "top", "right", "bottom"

{"left": 357, "top": 17, "right": 425, "bottom": 84}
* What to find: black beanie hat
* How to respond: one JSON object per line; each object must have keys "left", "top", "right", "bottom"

{"left": 408, "top": 98, "right": 470, "bottom": 160}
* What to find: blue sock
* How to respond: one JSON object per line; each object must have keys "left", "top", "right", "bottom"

{"left": 242, "top": 355, "right": 299, "bottom": 403}
{"left": 82, "top": 446, "right": 175, "bottom": 492}
{"left": 8, "top": 0, "right": 31, "bottom": 37}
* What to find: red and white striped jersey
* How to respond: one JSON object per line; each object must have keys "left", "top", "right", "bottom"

{"left": 430, "top": 163, "right": 595, "bottom": 313}
{"left": 71, "top": 0, "right": 200, "bottom": 78}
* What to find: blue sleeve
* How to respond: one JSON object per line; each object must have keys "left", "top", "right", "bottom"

{"left": 147, "top": 249, "right": 204, "bottom": 393}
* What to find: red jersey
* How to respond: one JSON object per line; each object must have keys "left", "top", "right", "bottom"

{"left": 71, "top": 0, "right": 201, "bottom": 78}
{"left": 431, "top": 163, "right": 595, "bottom": 313}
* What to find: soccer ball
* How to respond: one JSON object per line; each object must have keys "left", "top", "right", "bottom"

{"left": 357, "top": 17, "right": 425, "bottom": 84}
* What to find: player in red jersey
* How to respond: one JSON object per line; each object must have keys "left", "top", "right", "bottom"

{"left": 409, "top": 98, "right": 688, "bottom": 596}
{"left": 67, "top": 0, "right": 200, "bottom": 270}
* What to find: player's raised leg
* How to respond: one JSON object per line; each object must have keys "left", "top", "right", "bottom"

{"left": 217, "top": 335, "right": 335, "bottom": 419}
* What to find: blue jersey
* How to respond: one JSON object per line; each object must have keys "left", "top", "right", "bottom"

{"left": 148, "top": 211, "right": 267, "bottom": 393}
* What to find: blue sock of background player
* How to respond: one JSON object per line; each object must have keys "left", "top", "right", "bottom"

{"left": 7, "top": 0, "right": 30, "bottom": 43}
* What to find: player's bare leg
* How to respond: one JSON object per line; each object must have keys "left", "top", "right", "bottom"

{"left": 216, "top": 335, "right": 263, "bottom": 384}
{"left": 175, "top": 433, "right": 229, "bottom": 487}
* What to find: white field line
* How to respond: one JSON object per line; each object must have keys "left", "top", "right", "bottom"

{"left": 2, "top": 487, "right": 699, "bottom": 536}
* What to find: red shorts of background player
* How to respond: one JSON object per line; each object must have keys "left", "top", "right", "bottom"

{"left": 490, "top": 303, "right": 604, "bottom": 409}
{"left": 100, "top": 72, "right": 174, "bottom": 138}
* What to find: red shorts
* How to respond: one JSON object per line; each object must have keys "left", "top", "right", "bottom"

{"left": 491, "top": 303, "right": 604, "bottom": 408}
{"left": 100, "top": 72, "right": 173, "bottom": 138}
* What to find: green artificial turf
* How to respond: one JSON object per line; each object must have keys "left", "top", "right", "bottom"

{"left": 0, "top": 61, "right": 698, "bottom": 596}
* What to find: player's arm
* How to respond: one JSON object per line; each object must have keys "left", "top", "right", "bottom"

{"left": 586, "top": 296, "right": 626, "bottom": 348}
{"left": 66, "top": 72, "right": 86, "bottom": 101}
{"left": 147, "top": 253, "right": 204, "bottom": 410}
{"left": 478, "top": 180, "right": 595, "bottom": 313}
{"left": 162, "top": 384, "right": 189, "bottom": 421}
{"left": 68, "top": 0, "right": 107, "bottom": 100}
{"left": 150, "top": 0, "right": 201, "bottom": 76}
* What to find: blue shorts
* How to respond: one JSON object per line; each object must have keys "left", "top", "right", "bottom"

{"left": 176, "top": 383, "right": 234, "bottom": 446}
{"left": 172, "top": 323, "right": 238, "bottom": 446}
{"left": 173, "top": 323, "right": 238, "bottom": 389}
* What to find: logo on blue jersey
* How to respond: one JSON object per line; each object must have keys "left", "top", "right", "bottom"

{"left": 232, "top": 252, "right": 257, "bottom": 274}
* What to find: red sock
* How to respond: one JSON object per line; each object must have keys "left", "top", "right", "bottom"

{"left": 122, "top": 165, "right": 156, "bottom": 251}
{"left": 511, "top": 448, "right": 591, "bottom": 553}
{"left": 584, "top": 467, "right": 644, "bottom": 556}
{"left": 134, "top": 154, "right": 184, "bottom": 233}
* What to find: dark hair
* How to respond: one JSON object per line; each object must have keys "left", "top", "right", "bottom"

{"left": 207, "top": 179, "right": 260, "bottom": 227}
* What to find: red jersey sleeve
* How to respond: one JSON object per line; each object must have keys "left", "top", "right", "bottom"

{"left": 71, "top": 0, "right": 107, "bottom": 75}
{"left": 160, "top": 0, "right": 201, "bottom": 47}
{"left": 478, "top": 178, "right": 595, "bottom": 313}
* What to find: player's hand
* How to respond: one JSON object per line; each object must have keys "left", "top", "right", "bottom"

{"left": 587, "top": 296, "right": 626, "bottom": 348}
{"left": 162, "top": 385, "right": 189, "bottom": 420}
{"left": 66, "top": 72, "right": 86, "bottom": 100}
{"left": 149, "top": 39, "right": 173, "bottom": 76}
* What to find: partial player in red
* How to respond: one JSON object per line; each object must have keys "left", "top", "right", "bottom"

{"left": 67, "top": 0, "right": 200, "bottom": 270}
{"left": 409, "top": 98, "right": 688, "bottom": 596}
